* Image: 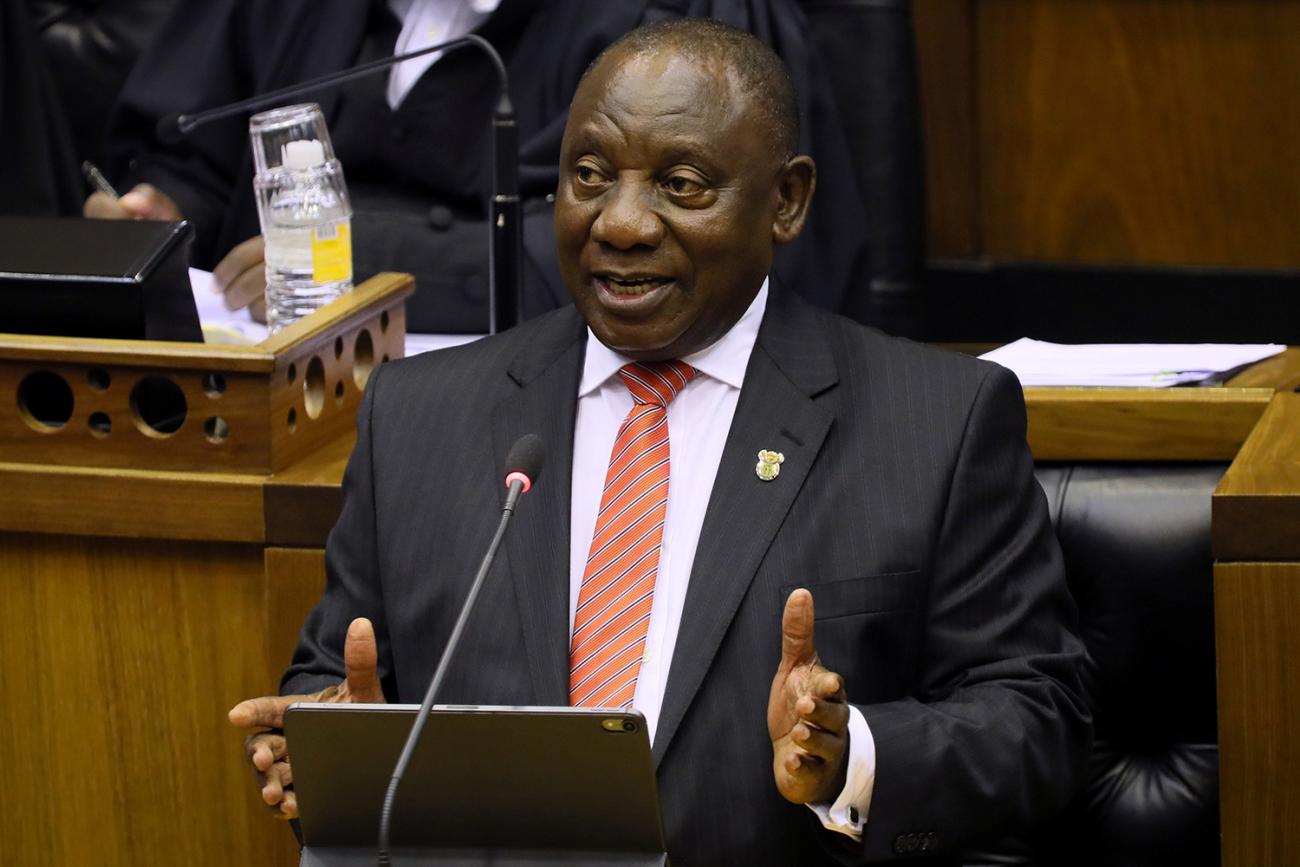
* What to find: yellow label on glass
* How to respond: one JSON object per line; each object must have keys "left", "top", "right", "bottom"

{"left": 311, "top": 220, "right": 352, "bottom": 284}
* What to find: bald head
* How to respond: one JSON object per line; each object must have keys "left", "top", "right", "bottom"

{"left": 581, "top": 18, "right": 801, "bottom": 160}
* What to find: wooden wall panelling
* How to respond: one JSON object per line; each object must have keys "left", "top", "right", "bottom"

{"left": 912, "top": 0, "right": 979, "bottom": 259}
{"left": 1215, "top": 562, "right": 1300, "bottom": 867}
{"left": 0, "top": 533, "right": 298, "bottom": 867}
{"left": 976, "top": 0, "right": 1300, "bottom": 268}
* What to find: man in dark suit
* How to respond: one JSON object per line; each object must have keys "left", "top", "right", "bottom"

{"left": 231, "top": 19, "right": 1090, "bottom": 864}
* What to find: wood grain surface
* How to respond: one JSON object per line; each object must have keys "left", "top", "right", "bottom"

{"left": 0, "top": 532, "right": 299, "bottom": 867}
{"left": 265, "top": 548, "right": 330, "bottom": 682}
{"left": 1213, "top": 391, "right": 1300, "bottom": 560}
{"left": 977, "top": 0, "right": 1300, "bottom": 267}
{"left": 912, "top": 0, "right": 978, "bottom": 258}
{"left": 0, "top": 461, "right": 266, "bottom": 542}
{"left": 913, "top": 1, "right": 1300, "bottom": 268}
{"left": 1024, "top": 386, "right": 1272, "bottom": 461}
{"left": 1215, "top": 562, "right": 1300, "bottom": 867}
{"left": 0, "top": 272, "right": 412, "bottom": 475}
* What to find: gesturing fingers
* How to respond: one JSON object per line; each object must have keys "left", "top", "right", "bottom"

{"left": 257, "top": 758, "right": 294, "bottom": 805}
{"left": 795, "top": 692, "right": 849, "bottom": 735}
{"left": 276, "top": 789, "right": 299, "bottom": 819}
{"left": 228, "top": 694, "right": 295, "bottom": 730}
{"left": 791, "top": 721, "right": 845, "bottom": 763}
{"left": 343, "top": 617, "right": 385, "bottom": 703}
{"left": 245, "top": 731, "right": 288, "bottom": 773}
{"left": 779, "top": 589, "right": 817, "bottom": 671}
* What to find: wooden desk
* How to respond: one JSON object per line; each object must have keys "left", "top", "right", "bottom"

{"left": 2, "top": 332, "right": 1296, "bottom": 865}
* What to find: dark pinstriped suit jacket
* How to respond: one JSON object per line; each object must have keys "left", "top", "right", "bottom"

{"left": 283, "top": 288, "right": 1091, "bottom": 865}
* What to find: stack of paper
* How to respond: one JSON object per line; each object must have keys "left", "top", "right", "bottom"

{"left": 979, "top": 338, "right": 1285, "bottom": 387}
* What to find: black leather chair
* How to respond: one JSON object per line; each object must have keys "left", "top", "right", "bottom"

{"left": 971, "top": 464, "right": 1224, "bottom": 866}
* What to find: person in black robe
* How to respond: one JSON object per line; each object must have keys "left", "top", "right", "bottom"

{"left": 91, "top": 0, "right": 869, "bottom": 333}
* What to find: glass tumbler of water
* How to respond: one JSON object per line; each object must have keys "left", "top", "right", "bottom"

{"left": 249, "top": 103, "right": 353, "bottom": 332}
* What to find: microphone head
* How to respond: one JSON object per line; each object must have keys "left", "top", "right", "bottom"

{"left": 155, "top": 114, "right": 187, "bottom": 145}
{"left": 504, "top": 433, "right": 545, "bottom": 492}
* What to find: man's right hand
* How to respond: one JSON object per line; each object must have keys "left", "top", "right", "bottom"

{"left": 83, "top": 183, "right": 183, "bottom": 221}
{"left": 228, "top": 617, "right": 386, "bottom": 819}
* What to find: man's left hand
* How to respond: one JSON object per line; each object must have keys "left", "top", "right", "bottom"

{"left": 768, "top": 588, "right": 849, "bottom": 804}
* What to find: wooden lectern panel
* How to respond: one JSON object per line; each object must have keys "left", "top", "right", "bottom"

{"left": 0, "top": 532, "right": 299, "bottom": 867}
{"left": 1215, "top": 562, "right": 1300, "bottom": 867}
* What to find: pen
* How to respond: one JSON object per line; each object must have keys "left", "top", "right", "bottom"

{"left": 81, "top": 161, "right": 120, "bottom": 200}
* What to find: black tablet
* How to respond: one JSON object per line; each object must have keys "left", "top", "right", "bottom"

{"left": 284, "top": 703, "right": 668, "bottom": 867}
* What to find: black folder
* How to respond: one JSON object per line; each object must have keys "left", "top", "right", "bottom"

{"left": 0, "top": 216, "right": 201, "bottom": 342}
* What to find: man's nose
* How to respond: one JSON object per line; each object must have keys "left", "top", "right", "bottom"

{"left": 590, "top": 181, "right": 663, "bottom": 250}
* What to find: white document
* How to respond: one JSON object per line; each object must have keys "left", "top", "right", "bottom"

{"left": 189, "top": 268, "right": 482, "bottom": 356}
{"left": 979, "top": 338, "right": 1285, "bottom": 387}
{"left": 189, "top": 268, "right": 268, "bottom": 345}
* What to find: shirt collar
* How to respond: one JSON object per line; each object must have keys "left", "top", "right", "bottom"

{"left": 579, "top": 278, "right": 769, "bottom": 397}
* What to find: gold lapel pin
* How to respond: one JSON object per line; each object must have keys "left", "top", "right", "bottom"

{"left": 755, "top": 449, "right": 785, "bottom": 482}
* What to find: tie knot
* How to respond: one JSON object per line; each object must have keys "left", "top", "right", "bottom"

{"left": 619, "top": 361, "right": 697, "bottom": 407}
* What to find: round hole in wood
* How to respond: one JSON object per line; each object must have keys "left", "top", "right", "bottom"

{"left": 88, "top": 412, "right": 112, "bottom": 438}
{"left": 287, "top": 407, "right": 297, "bottom": 432}
{"left": 334, "top": 336, "right": 344, "bottom": 360}
{"left": 304, "top": 356, "right": 326, "bottom": 419}
{"left": 204, "top": 417, "right": 229, "bottom": 443}
{"left": 380, "top": 310, "right": 390, "bottom": 333}
{"left": 287, "top": 362, "right": 297, "bottom": 385}
{"left": 353, "top": 328, "right": 375, "bottom": 389}
{"left": 18, "top": 370, "right": 74, "bottom": 432}
{"left": 87, "top": 368, "right": 111, "bottom": 391}
{"left": 334, "top": 380, "right": 345, "bottom": 405}
{"left": 130, "top": 376, "right": 187, "bottom": 437}
{"left": 202, "top": 373, "right": 226, "bottom": 398}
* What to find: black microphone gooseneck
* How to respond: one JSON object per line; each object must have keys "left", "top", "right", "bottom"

{"left": 375, "top": 434, "right": 545, "bottom": 866}
{"left": 161, "top": 34, "right": 520, "bottom": 334}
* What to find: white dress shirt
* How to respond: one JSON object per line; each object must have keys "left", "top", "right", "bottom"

{"left": 386, "top": 0, "right": 501, "bottom": 110}
{"left": 568, "top": 281, "right": 876, "bottom": 838}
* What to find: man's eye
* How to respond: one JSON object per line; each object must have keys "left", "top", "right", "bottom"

{"left": 575, "top": 165, "right": 602, "bottom": 184}
{"left": 664, "top": 175, "right": 704, "bottom": 196}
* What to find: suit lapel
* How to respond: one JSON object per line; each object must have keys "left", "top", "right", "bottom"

{"left": 492, "top": 308, "right": 586, "bottom": 706}
{"left": 653, "top": 291, "right": 839, "bottom": 764}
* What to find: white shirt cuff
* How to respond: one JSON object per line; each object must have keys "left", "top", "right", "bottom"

{"left": 805, "top": 704, "right": 876, "bottom": 840}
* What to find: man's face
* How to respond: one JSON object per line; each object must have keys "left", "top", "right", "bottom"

{"left": 554, "top": 48, "right": 796, "bottom": 361}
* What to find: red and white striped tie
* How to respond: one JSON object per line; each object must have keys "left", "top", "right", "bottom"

{"left": 569, "top": 360, "right": 697, "bottom": 708}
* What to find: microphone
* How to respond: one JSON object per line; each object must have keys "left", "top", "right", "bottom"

{"left": 376, "top": 433, "right": 545, "bottom": 865}
{"left": 156, "top": 34, "right": 521, "bottom": 334}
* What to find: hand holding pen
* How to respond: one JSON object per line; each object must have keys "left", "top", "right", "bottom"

{"left": 81, "top": 161, "right": 183, "bottom": 222}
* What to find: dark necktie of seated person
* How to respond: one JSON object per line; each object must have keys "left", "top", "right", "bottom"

{"left": 569, "top": 361, "right": 698, "bottom": 708}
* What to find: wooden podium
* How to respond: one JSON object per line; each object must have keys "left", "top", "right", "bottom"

{"left": 0, "top": 274, "right": 411, "bottom": 867}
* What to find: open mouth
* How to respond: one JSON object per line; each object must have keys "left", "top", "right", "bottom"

{"left": 598, "top": 275, "right": 674, "bottom": 296}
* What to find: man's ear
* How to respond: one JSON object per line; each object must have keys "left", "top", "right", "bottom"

{"left": 772, "top": 155, "right": 816, "bottom": 245}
